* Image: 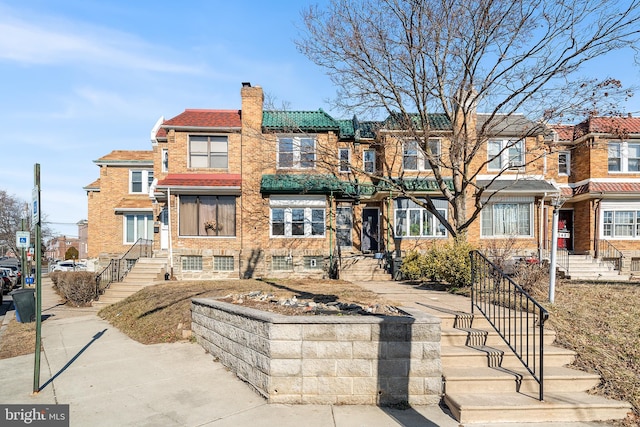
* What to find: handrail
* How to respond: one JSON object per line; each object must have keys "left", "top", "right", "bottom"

{"left": 595, "top": 239, "right": 624, "bottom": 271}
{"left": 470, "top": 250, "right": 549, "bottom": 401}
{"left": 95, "top": 238, "right": 153, "bottom": 299}
{"left": 542, "top": 240, "right": 569, "bottom": 275}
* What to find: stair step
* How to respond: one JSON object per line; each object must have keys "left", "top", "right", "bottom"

{"left": 444, "top": 392, "right": 632, "bottom": 424}
{"left": 444, "top": 366, "right": 600, "bottom": 394}
{"left": 441, "top": 327, "right": 556, "bottom": 347}
{"left": 441, "top": 344, "right": 576, "bottom": 368}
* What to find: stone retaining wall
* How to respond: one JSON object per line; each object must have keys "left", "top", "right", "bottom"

{"left": 191, "top": 298, "right": 442, "bottom": 405}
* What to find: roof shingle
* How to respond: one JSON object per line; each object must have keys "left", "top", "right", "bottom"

{"left": 162, "top": 109, "right": 242, "bottom": 129}
{"left": 156, "top": 174, "right": 242, "bottom": 188}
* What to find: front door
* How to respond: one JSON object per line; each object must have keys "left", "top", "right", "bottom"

{"left": 361, "top": 208, "right": 380, "bottom": 253}
{"left": 558, "top": 209, "right": 574, "bottom": 251}
{"left": 160, "top": 206, "right": 169, "bottom": 250}
{"left": 336, "top": 206, "right": 353, "bottom": 248}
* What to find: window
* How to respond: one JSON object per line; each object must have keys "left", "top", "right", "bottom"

{"left": 558, "top": 151, "right": 570, "bottom": 175}
{"left": 130, "top": 170, "right": 154, "bottom": 194}
{"left": 394, "top": 198, "right": 447, "bottom": 238}
{"left": 488, "top": 139, "right": 524, "bottom": 171}
{"left": 124, "top": 214, "right": 153, "bottom": 243}
{"left": 403, "top": 139, "right": 441, "bottom": 171}
{"left": 481, "top": 202, "right": 532, "bottom": 237}
{"left": 272, "top": 256, "right": 293, "bottom": 271}
{"left": 179, "top": 195, "right": 236, "bottom": 237}
{"left": 182, "top": 256, "right": 202, "bottom": 271}
{"left": 189, "top": 135, "right": 228, "bottom": 169}
{"left": 270, "top": 196, "right": 326, "bottom": 238}
{"left": 364, "top": 149, "right": 376, "bottom": 173}
{"left": 277, "top": 136, "right": 316, "bottom": 169}
{"left": 214, "top": 256, "right": 234, "bottom": 271}
{"left": 608, "top": 142, "right": 640, "bottom": 172}
{"left": 271, "top": 207, "right": 325, "bottom": 237}
{"left": 339, "top": 148, "right": 350, "bottom": 172}
{"left": 603, "top": 210, "right": 640, "bottom": 238}
{"left": 162, "top": 149, "right": 168, "bottom": 173}
{"left": 304, "top": 256, "right": 323, "bottom": 270}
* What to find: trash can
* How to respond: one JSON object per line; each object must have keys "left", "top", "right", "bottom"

{"left": 10, "top": 288, "right": 36, "bottom": 323}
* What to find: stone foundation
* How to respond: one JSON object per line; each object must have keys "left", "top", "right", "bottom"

{"left": 191, "top": 298, "right": 442, "bottom": 405}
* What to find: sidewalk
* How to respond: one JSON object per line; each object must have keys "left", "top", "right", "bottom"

{"left": 0, "top": 279, "right": 461, "bottom": 427}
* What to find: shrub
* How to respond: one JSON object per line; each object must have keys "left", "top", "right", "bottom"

{"left": 52, "top": 272, "right": 97, "bottom": 307}
{"left": 399, "top": 238, "right": 474, "bottom": 289}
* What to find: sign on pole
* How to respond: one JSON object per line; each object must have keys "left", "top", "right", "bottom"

{"left": 16, "top": 231, "right": 30, "bottom": 249}
{"left": 31, "top": 186, "right": 40, "bottom": 228}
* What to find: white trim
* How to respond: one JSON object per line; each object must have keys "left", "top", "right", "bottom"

{"left": 269, "top": 195, "right": 326, "bottom": 207}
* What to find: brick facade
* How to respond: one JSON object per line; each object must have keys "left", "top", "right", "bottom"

{"left": 85, "top": 84, "right": 640, "bottom": 278}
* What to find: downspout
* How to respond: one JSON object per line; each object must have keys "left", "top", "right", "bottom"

{"left": 539, "top": 193, "right": 547, "bottom": 261}
{"left": 593, "top": 197, "right": 602, "bottom": 258}
{"left": 329, "top": 191, "right": 333, "bottom": 274}
{"left": 387, "top": 191, "right": 391, "bottom": 254}
{"left": 168, "top": 187, "right": 173, "bottom": 276}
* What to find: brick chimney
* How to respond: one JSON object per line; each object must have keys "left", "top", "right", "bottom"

{"left": 241, "top": 82, "right": 264, "bottom": 131}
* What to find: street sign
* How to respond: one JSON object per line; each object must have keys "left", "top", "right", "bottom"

{"left": 32, "top": 186, "right": 40, "bottom": 227}
{"left": 16, "top": 231, "right": 30, "bottom": 249}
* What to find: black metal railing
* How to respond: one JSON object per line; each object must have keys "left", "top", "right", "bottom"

{"left": 542, "top": 240, "right": 569, "bottom": 275}
{"left": 470, "top": 250, "right": 549, "bottom": 401}
{"left": 95, "top": 238, "right": 153, "bottom": 299}
{"left": 594, "top": 239, "right": 624, "bottom": 271}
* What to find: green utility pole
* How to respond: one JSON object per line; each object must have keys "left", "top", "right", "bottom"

{"left": 33, "top": 164, "right": 42, "bottom": 393}
{"left": 20, "top": 218, "right": 27, "bottom": 289}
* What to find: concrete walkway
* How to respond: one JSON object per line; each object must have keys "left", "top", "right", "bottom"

{"left": 0, "top": 279, "right": 609, "bottom": 426}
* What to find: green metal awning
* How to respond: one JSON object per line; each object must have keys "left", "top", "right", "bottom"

{"left": 261, "top": 174, "right": 354, "bottom": 195}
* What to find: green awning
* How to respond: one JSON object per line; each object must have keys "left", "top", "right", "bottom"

{"left": 261, "top": 174, "right": 354, "bottom": 195}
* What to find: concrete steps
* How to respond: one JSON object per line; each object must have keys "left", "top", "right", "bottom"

{"left": 436, "top": 308, "right": 632, "bottom": 424}
{"left": 338, "top": 255, "right": 392, "bottom": 282}
{"left": 94, "top": 258, "right": 167, "bottom": 307}
{"left": 565, "top": 254, "right": 629, "bottom": 281}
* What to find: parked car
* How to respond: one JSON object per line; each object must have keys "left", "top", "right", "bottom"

{"left": 0, "top": 269, "right": 14, "bottom": 294}
{"left": 51, "top": 261, "right": 87, "bottom": 272}
{"left": 0, "top": 267, "right": 17, "bottom": 287}
{"left": 1, "top": 265, "right": 21, "bottom": 284}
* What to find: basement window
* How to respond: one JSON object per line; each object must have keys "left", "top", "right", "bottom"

{"left": 182, "top": 256, "right": 202, "bottom": 271}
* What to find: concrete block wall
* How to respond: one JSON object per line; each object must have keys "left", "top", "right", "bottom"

{"left": 191, "top": 298, "right": 442, "bottom": 406}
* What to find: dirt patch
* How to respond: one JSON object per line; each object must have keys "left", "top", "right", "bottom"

{"left": 0, "top": 320, "right": 36, "bottom": 359}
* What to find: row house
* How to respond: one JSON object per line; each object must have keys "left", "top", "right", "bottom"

{"left": 85, "top": 83, "right": 640, "bottom": 279}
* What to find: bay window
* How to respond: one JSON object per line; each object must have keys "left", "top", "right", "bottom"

{"left": 394, "top": 198, "right": 447, "bottom": 238}
{"left": 270, "top": 196, "right": 326, "bottom": 238}
{"left": 481, "top": 200, "right": 532, "bottom": 237}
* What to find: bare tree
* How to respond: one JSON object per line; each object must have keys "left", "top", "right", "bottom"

{"left": 298, "top": 0, "right": 640, "bottom": 238}
{"left": 0, "top": 190, "right": 28, "bottom": 257}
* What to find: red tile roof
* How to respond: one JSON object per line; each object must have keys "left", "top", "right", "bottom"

{"left": 573, "top": 181, "right": 640, "bottom": 196}
{"left": 162, "top": 109, "right": 242, "bottom": 129}
{"left": 549, "top": 124, "right": 575, "bottom": 142}
{"left": 574, "top": 116, "right": 640, "bottom": 139}
{"left": 157, "top": 174, "right": 242, "bottom": 188}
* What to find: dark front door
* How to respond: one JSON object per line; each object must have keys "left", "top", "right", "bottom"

{"left": 362, "top": 208, "right": 380, "bottom": 252}
{"left": 558, "top": 209, "right": 574, "bottom": 251}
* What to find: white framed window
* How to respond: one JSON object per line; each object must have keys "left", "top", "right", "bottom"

{"left": 277, "top": 136, "right": 316, "bottom": 169}
{"left": 338, "top": 148, "right": 351, "bottom": 173}
{"left": 393, "top": 198, "right": 447, "bottom": 238}
{"left": 488, "top": 139, "right": 524, "bottom": 171}
{"left": 270, "top": 196, "right": 326, "bottom": 238}
{"left": 558, "top": 151, "right": 570, "bottom": 176}
{"left": 608, "top": 141, "right": 640, "bottom": 172}
{"left": 481, "top": 200, "right": 532, "bottom": 237}
{"left": 601, "top": 201, "right": 640, "bottom": 239}
{"left": 182, "top": 256, "right": 202, "bottom": 271}
{"left": 124, "top": 213, "right": 154, "bottom": 243}
{"left": 364, "top": 149, "right": 376, "bottom": 173}
{"left": 403, "top": 139, "right": 441, "bottom": 171}
{"left": 178, "top": 195, "right": 236, "bottom": 237}
{"left": 162, "top": 148, "right": 168, "bottom": 173}
{"left": 130, "top": 170, "right": 154, "bottom": 194}
{"left": 189, "top": 135, "right": 228, "bottom": 169}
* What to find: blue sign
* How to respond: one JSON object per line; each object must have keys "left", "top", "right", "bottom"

{"left": 25, "top": 277, "right": 34, "bottom": 285}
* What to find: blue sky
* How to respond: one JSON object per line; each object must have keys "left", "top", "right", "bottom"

{"left": 1, "top": 1, "right": 639, "bottom": 238}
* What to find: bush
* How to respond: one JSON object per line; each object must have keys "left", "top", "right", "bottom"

{"left": 399, "top": 238, "right": 474, "bottom": 289}
{"left": 51, "top": 272, "right": 97, "bottom": 307}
